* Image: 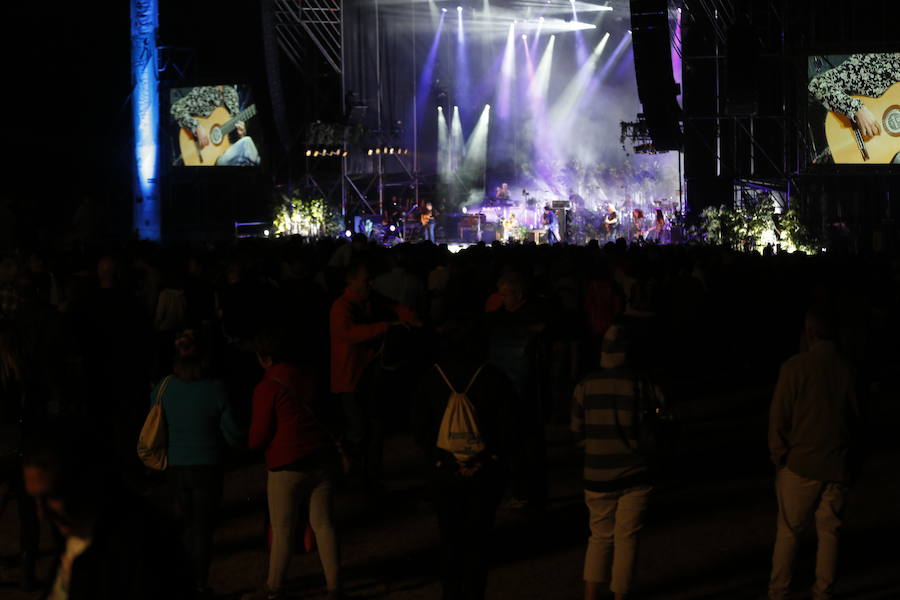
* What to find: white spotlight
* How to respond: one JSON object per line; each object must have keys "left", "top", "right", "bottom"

{"left": 344, "top": 230, "right": 352, "bottom": 238}
{"left": 389, "top": 225, "right": 396, "bottom": 232}
{"left": 442, "top": 7, "right": 447, "bottom": 12}
{"left": 457, "top": 5, "right": 462, "bottom": 11}
{"left": 438, "top": 106, "right": 443, "bottom": 111}
{"left": 462, "top": 206, "right": 468, "bottom": 214}
{"left": 522, "top": 34, "right": 527, "bottom": 40}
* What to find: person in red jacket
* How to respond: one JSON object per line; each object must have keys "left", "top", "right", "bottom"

{"left": 329, "top": 263, "right": 416, "bottom": 476}
{"left": 244, "top": 330, "right": 342, "bottom": 600}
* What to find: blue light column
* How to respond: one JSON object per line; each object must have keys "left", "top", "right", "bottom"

{"left": 131, "top": 0, "right": 161, "bottom": 240}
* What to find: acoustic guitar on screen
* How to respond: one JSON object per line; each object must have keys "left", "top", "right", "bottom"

{"left": 824, "top": 82, "right": 900, "bottom": 164}
{"left": 178, "top": 104, "right": 257, "bottom": 166}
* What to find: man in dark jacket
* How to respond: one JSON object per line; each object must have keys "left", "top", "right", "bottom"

{"left": 767, "top": 305, "right": 860, "bottom": 600}
{"left": 412, "top": 320, "right": 515, "bottom": 600}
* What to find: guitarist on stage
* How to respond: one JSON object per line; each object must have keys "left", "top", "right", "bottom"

{"left": 171, "top": 85, "right": 260, "bottom": 166}
{"left": 808, "top": 53, "right": 900, "bottom": 163}
{"left": 421, "top": 202, "right": 436, "bottom": 243}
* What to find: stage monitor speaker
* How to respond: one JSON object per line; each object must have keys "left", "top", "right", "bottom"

{"left": 629, "top": 0, "right": 682, "bottom": 151}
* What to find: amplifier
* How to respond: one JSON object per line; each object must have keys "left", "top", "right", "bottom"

{"left": 550, "top": 200, "right": 571, "bottom": 209}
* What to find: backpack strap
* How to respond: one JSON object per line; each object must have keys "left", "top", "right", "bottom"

{"left": 463, "top": 365, "right": 485, "bottom": 395}
{"left": 433, "top": 364, "right": 457, "bottom": 394}
{"left": 155, "top": 375, "right": 173, "bottom": 407}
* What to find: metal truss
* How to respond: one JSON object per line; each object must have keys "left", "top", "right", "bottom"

{"left": 274, "top": 0, "right": 342, "bottom": 75}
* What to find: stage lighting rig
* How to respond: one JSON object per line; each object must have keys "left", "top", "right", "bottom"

{"left": 620, "top": 116, "right": 659, "bottom": 155}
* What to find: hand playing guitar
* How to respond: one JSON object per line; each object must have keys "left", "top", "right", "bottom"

{"left": 235, "top": 121, "right": 247, "bottom": 138}
{"left": 855, "top": 105, "right": 881, "bottom": 138}
{"left": 194, "top": 124, "right": 210, "bottom": 148}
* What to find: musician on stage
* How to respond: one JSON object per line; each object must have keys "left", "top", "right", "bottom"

{"left": 421, "top": 202, "right": 436, "bottom": 243}
{"left": 542, "top": 204, "right": 559, "bottom": 245}
{"left": 603, "top": 204, "right": 619, "bottom": 241}
{"left": 647, "top": 209, "right": 666, "bottom": 243}
{"left": 808, "top": 53, "right": 900, "bottom": 162}
{"left": 171, "top": 85, "right": 260, "bottom": 166}
{"left": 497, "top": 183, "right": 511, "bottom": 203}
{"left": 631, "top": 208, "right": 646, "bottom": 241}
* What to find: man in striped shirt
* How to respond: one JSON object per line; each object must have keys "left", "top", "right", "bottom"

{"left": 571, "top": 321, "right": 659, "bottom": 600}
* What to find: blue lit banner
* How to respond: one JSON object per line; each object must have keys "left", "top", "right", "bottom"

{"left": 170, "top": 85, "right": 261, "bottom": 167}
{"left": 132, "top": 0, "right": 160, "bottom": 240}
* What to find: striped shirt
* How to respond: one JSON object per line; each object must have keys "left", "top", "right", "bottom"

{"left": 571, "top": 368, "right": 654, "bottom": 492}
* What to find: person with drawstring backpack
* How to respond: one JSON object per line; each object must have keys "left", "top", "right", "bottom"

{"left": 412, "top": 321, "right": 515, "bottom": 600}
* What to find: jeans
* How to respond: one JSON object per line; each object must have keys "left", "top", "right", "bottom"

{"left": 583, "top": 485, "right": 652, "bottom": 594}
{"left": 216, "top": 136, "right": 260, "bottom": 166}
{"left": 425, "top": 221, "right": 436, "bottom": 242}
{"left": 430, "top": 464, "right": 505, "bottom": 600}
{"left": 768, "top": 467, "right": 848, "bottom": 600}
{"left": 168, "top": 465, "right": 224, "bottom": 588}
{"left": 546, "top": 225, "right": 559, "bottom": 245}
{"left": 267, "top": 460, "right": 340, "bottom": 593}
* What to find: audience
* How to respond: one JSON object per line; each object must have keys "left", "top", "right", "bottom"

{"left": 157, "top": 329, "right": 243, "bottom": 598}
{"left": 0, "top": 232, "right": 891, "bottom": 599}
{"left": 766, "top": 304, "right": 861, "bottom": 600}
{"left": 245, "top": 328, "right": 342, "bottom": 600}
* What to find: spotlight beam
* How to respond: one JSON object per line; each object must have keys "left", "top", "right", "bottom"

{"left": 497, "top": 22, "right": 516, "bottom": 121}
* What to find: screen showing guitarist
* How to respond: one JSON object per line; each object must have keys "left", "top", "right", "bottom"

{"left": 808, "top": 53, "right": 900, "bottom": 164}
{"left": 171, "top": 85, "right": 261, "bottom": 166}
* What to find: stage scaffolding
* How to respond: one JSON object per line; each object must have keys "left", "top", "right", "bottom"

{"left": 269, "top": 0, "right": 422, "bottom": 223}
{"left": 680, "top": 0, "right": 805, "bottom": 214}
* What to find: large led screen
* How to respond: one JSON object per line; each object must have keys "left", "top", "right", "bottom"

{"left": 169, "top": 85, "right": 260, "bottom": 167}
{"left": 807, "top": 53, "right": 900, "bottom": 165}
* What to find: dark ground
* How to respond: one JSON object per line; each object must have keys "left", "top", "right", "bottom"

{"left": 1, "top": 383, "right": 898, "bottom": 600}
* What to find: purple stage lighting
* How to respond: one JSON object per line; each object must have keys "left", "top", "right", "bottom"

{"left": 416, "top": 10, "right": 446, "bottom": 119}
{"left": 456, "top": 1, "right": 470, "bottom": 121}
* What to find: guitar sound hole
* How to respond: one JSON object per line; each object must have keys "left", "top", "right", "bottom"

{"left": 885, "top": 109, "right": 900, "bottom": 135}
{"left": 210, "top": 127, "right": 223, "bottom": 145}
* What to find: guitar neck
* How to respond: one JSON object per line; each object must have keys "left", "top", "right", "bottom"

{"left": 221, "top": 104, "right": 257, "bottom": 135}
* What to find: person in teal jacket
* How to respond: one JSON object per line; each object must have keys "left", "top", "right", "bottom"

{"left": 150, "top": 330, "right": 243, "bottom": 598}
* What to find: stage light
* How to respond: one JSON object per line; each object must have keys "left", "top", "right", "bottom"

{"left": 345, "top": 230, "right": 352, "bottom": 238}
{"left": 389, "top": 148, "right": 395, "bottom": 154}
{"left": 368, "top": 149, "right": 373, "bottom": 156}
{"left": 438, "top": 106, "right": 443, "bottom": 111}
{"left": 457, "top": 6, "right": 461, "bottom": 11}
{"left": 343, "top": 151, "right": 349, "bottom": 157}
{"left": 540, "top": 16, "right": 544, "bottom": 21}
{"left": 263, "top": 229, "right": 270, "bottom": 237}
{"left": 462, "top": 206, "right": 468, "bottom": 214}
{"left": 485, "top": 104, "right": 491, "bottom": 110}
{"left": 383, "top": 147, "right": 389, "bottom": 153}
{"left": 442, "top": 7, "right": 447, "bottom": 12}
{"left": 376, "top": 148, "right": 381, "bottom": 154}
{"left": 522, "top": 34, "right": 527, "bottom": 40}
{"left": 306, "top": 150, "right": 311, "bottom": 157}
{"left": 389, "top": 225, "right": 396, "bottom": 232}
{"left": 313, "top": 151, "right": 319, "bottom": 157}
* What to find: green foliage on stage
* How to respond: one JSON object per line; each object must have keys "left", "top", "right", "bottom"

{"left": 700, "top": 200, "right": 817, "bottom": 253}
{"left": 273, "top": 194, "right": 343, "bottom": 238}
